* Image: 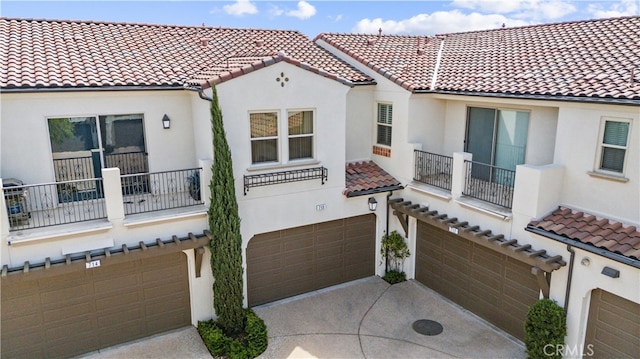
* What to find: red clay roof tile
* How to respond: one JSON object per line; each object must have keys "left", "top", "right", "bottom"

{"left": 343, "top": 161, "right": 403, "bottom": 197}
{"left": 529, "top": 206, "right": 640, "bottom": 261}
{"left": 317, "top": 16, "right": 640, "bottom": 102}
{"left": 1, "top": 18, "right": 372, "bottom": 90}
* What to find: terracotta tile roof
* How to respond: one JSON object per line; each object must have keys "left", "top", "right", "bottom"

{"left": 1, "top": 18, "right": 372, "bottom": 90}
{"left": 529, "top": 206, "right": 640, "bottom": 261}
{"left": 187, "top": 52, "right": 356, "bottom": 88}
{"left": 316, "top": 16, "right": 640, "bottom": 102}
{"left": 344, "top": 161, "right": 403, "bottom": 197}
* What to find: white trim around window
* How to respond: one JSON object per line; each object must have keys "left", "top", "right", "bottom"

{"left": 376, "top": 102, "right": 393, "bottom": 147}
{"left": 249, "top": 108, "right": 316, "bottom": 168}
{"left": 594, "top": 116, "right": 631, "bottom": 177}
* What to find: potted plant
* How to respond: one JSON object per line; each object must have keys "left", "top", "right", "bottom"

{"left": 381, "top": 230, "right": 410, "bottom": 284}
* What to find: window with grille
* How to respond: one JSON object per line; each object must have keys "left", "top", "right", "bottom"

{"left": 377, "top": 103, "right": 393, "bottom": 146}
{"left": 250, "top": 112, "right": 279, "bottom": 164}
{"left": 288, "top": 110, "right": 314, "bottom": 160}
{"left": 597, "top": 118, "right": 630, "bottom": 174}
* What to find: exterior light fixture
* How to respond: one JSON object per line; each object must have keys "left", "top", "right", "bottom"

{"left": 162, "top": 114, "right": 171, "bottom": 129}
{"left": 601, "top": 266, "right": 620, "bottom": 278}
{"left": 368, "top": 197, "right": 378, "bottom": 211}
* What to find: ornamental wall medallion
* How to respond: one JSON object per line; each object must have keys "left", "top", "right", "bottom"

{"left": 276, "top": 72, "right": 289, "bottom": 87}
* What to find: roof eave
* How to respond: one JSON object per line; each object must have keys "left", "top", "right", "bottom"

{"left": 525, "top": 226, "right": 640, "bottom": 269}
{"left": 345, "top": 185, "right": 405, "bottom": 198}
{"left": 414, "top": 89, "right": 640, "bottom": 106}
{"left": 0, "top": 84, "right": 185, "bottom": 93}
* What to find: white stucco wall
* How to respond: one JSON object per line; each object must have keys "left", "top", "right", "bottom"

{"left": 554, "top": 103, "right": 640, "bottom": 224}
{"left": 345, "top": 85, "right": 375, "bottom": 162}
{"left": 1, "top": 90, "right": 197, "bottom": 184}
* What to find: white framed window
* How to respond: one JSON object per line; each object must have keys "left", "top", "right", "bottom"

{"left": 287, "top": 110, "right": 314, "bottom": 161}
{"left": 250, "top": 112, "right": 279, "bottom": 164}
{"left": 376, "top": 103, "right": 392, "bottom": 146}
{"left": 596, "top": 117, "right": 631, "bottom": 174}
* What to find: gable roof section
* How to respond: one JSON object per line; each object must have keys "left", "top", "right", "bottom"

{"left": 528, "top": 206, "right": 640, "bottom": 266}
{"left": 1, "top": 18, "right": 372, "bottom": 91}
{"left": 316, "top": 16, "right": 640, "bottom": 103}
{"left": 344, "top": 161, "right": 403, "bottom": 197}
{"left": 186, "top": 52, "right": 356, "bottom": 88}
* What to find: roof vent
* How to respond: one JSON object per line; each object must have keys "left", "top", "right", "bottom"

{"left": 255, "top": 39, "right": 264, "bottom": 47}
{"left": 200, "top": 38, "right": 209, "bottom": 46}
{"left": 378, "top": 28, "right": 382, "bottom": 37}
{"left": 367, "top": 39, "right": 376, "bottom": 46}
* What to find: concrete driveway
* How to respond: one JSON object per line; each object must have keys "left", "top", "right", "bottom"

{"left": 254, "top": 276, "right": 525, "bottom": 359}
{"left": 81, "top": 276, "right": 525, "bottom": 358}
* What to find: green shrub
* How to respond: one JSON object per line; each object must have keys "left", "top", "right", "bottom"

{"left": 382, "top": 270, "right": 406, "bottom": 284}
{"left": 524, "top": 299, "right": 567, "bottom": 359}
{"left": 198, "top": 309, "right": 268, "bottom": 359}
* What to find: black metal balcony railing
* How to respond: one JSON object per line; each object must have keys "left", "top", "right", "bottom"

{"left": 463, "top": 161, "right": 515, "bottom": 209}
{"left": 122, "top": 168, "right": 203, "bottom": 215}
{"left": 244, "top": 166, "right": 327, "bottom": 195}
{"left": 413, "top": 150, "right": 453, "bottom": 190}
{"left": 4, "top": 178, "right": 107, "bottom": 231}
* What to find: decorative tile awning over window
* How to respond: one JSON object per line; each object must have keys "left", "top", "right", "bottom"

{"left": 343, "top": 161, "right": 403, "bottom": 197}
{"left": 389, "top": 198, "right": 566, "bottom": 273}
{"left": 528, "top": 206, "right": 640, "bottom": 267}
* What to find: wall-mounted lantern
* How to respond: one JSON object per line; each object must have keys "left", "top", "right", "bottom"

{"left": 368, "top": 197, "right": 378, "bottom": 211}
{"left": 162, "top": 114, "right": 171, "bottom": 129}
{"left": 601, "top": 266, "right": 620, "bottom": 278}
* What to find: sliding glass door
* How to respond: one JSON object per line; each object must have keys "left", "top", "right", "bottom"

{"left": 465, "top": 107, "right": 529, "bottom": 183}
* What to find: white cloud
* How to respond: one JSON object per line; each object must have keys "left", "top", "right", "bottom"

{"left": 353, "top": 10, "right": 530, "bottom": 35}
{"left": 452, "top": 0, "right": 535, "bottom": 13}
{"left": 223, "top": 0, "right": 258, "bottom": 17}
{"left": 452, "top": 0, "right": 576, "bottom": 20}
{"left": 286, "top": 1, "right": 317, "bottom": 20}
{"left": 587, "top": 0, "right": 639, "bottom": 18}
{"left": 268, "top": 5, "right": 284, "bottom": 17}
{"left": 329, "top": 14, "right": 344, "bottom": 23}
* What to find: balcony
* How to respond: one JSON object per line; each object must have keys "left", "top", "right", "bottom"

{"left": 413, "top": 150, "right": 516, "bottom": 209}
{"left": 413, "top": 150, "right": 453, "bottom": 191}
{"left": 3, "top": 168, "right": 205, "bottom": 232}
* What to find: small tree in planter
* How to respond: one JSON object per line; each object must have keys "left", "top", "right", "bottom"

{"left": 524, "top": 298, "right": 566, "bottom": 359}
{"left": 198, "top": 84, "right": 268, "bottom": 359}
{"left": 381, "top": 230, "right": 410, "bottom": 284}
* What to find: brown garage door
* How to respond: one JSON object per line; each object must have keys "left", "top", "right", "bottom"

{"left": 1, "top": 252, "right": 191, "bottom": 359}
{"left": 585, "top": 289, "right": 640, "bottom": 359}
{"left": 416, "top": 221, "right": 539, "bottom": 340}
{"left": 247, "top": 214, "right": 375, "bottom": 306}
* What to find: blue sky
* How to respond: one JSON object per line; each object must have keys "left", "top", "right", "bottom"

{"left": 1, "top": 0, "right": 638, "bottom": 37}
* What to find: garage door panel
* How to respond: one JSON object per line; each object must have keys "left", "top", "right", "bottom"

{"left": 1, "top": 252, "right": 190, "bottom": 359}
{"left": 283, "top": 235, "right": 314, "bottom": 251}
{"left": 471, "top": 247, "right": 503, "bottom": 274}
{"left": 586, "top": 289, "right": 640, "bottom": 359}
{"left": 284, "top": 248, "right": 315, "bottom": 266}
{"left": 247, "top": 214, "right": 375, "bottom": 306}
{"left": 316, "top": 242, "right": 345, "bottom": 258}
{"left": 315, "top": 230, "right": 344, "bottom": 245}
{"left": 416, "top": 222, "right": 539, "bottom": 341}
{"left": 315, "top": 219, "right": 344, "bottom": 231}
{"left": 442, "top": 236, "right": 471, "bottom": 258}
{"left": 250, "top": 256, "right": 283, "bottom": 273}
{"left": 96, "top": 290, "right": 142, "bottom": 311}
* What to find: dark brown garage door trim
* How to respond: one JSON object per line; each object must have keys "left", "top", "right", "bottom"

{"left": 389, "top": 198, "right": 565, "bottom": 276}
{"left": 1, "top": 231, "right": 211, "bottom": 284}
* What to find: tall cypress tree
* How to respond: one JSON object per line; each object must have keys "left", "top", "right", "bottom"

{"left": 208, "top": 84, "right": 245, "bottom": 335}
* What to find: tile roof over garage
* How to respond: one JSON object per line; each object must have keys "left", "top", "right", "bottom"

{"left": 0, "top": 18, "right": 372, "bottom": 90}
{"left": 316, "top": 16, "right": 640, "bottom": 103}
{"left": 528, "top": 206, "right": 640, "bottom": 262}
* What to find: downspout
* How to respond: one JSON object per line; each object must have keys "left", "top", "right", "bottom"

{"left": 385, "top": 191, "right": 393, "bottom": 273}
{"left": 185, "top": 84, "right": 213, "bottom": 102}
{"left": 565, "top": 244, "right": 576, "bottom": 315}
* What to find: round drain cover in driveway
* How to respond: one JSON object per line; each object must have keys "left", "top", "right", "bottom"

{"left": 412, "top": 319, "right": 443, "bottom": 336}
